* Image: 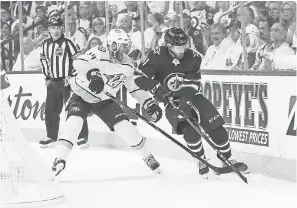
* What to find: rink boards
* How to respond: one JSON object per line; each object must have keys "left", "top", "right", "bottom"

{"left": 4, "top": 71, "right": 297, "bottom": 181}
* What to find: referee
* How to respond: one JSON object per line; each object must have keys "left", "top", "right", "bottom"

{"left": 40, "top": 16, "right": 89, "bottom": 148}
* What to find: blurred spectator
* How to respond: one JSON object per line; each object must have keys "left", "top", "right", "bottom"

{"left": 68, "top": 15, "right": 87, "bottom": 50}
{"left": 183, "top": 9, "right": 208, "bottom": 55}
{"left": 1, "top": 22, "right": 17, "bottom": 71}
{"left": 1, "top": 7, "right": 14, "bottom": 28}
{"left": 214, "top": 1, "right": 231, "bottom": 27}
{"left": 251, "top": 20, "right": 272, "bottom": 71}
{"left": 30, "top": 17, "right": 49, "bottom": 48}
{"left": 120, "top": 1, "right": 139, "bottom": 14}
{"left": 158, "top": 14, "right": 180, "bottom": 46}
{"left": 236, "top": 6, "right": 260, "bottom": 37}
{"left": 292, "top": 31, "right": 297, "bottom": 52}
{"left": 94, "top": 1, "right": 108, "bottom": 18}
{"left": 243, "top": 27, "right": 262, "bottom": 68}
{"left": 47, "top": 1, "right": 64, "bottom": 17}
{"left": 224, "top": 19, "right": 243, "bottom": 70}
{"left": 249, "top": 2, "right": 268, "bottom": 26}
{"left": 77, "top": 2, "right": 92, "bottom": 36}
{"left": 92, "top": 1, "right": 113, "bottom": 27}
{"left": 164, "top": 14, "right": 181, "bottom": 28}
{"left": 12, "top": 37, "right": 41, "bottom": 71}
{"left": 131, "top": 11, "right": 141, "bottom": 33}
{"left": 30, "top": 1, "right": 46, "bottom": 18}
{"left": 85, "top": 37, "right": 103, "bottom": 50}
{"left": 129, "top": 13, "right": 159, "bottom": 58}
{"left": 11, "top": 7, "right": 34, "bottom": 37}
{"left": 147, "top": 1, "right": 167, "bottom": 14}
{"left": 87, "top": 17, "right": 107, "bottom": 47}
{"left": 258, "top": 20, "right": 271, "bottom": 45}
{"left": 154, "top": 13, "right": 167, "bottom": 32}
{"left": 280, "top": 1, "right": 296, "bottom": 46}
{"left": 201, "top": 23, "right": 232, "bottom": 70}
{"left": 191, "top": 1, "right": 215, "bottom": 27}
{"left": 35, "top": 6, "right": 47, "bottom": 19}
{"left": 13, "top": 1, "right": 33, "bottom": 19}
{"left": 173, "top": 1, "right": 186, "bottom": 15}
{"left": 116, "top": 13, "right": 133, "bottom": 34}
{"left": 262, "top": 22, "right": 295, "bottom": 70}
{"left": 267, "top": 1, "right": 282, "bottom": 27}
{"left": 257, "top": 7, "right": 269, "bottom": 24}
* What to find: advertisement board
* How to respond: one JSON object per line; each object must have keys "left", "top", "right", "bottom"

{"left": 4, "top": 73, "right": 296, "bottom": 161}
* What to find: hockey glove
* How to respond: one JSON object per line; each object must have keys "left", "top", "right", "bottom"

{"left": 173, "top": 99, "right": 192, "bottom": 122}
{"left": 150, "top": 82, "right": 171, "bottom": 103}
{"left": 134, "top": 76, "right": 170, "bottom": 103}
{"left": 142, "top": 98, "right": 163, "bottom": 122}
{"left": 88, "top": 75, "right": 105, "bottom": 94}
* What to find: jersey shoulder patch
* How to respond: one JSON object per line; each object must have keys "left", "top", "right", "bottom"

{"left": 97, "top": 45, "right": 106, "bottom": 52}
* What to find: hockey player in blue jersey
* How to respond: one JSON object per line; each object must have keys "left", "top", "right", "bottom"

{"left": 135, "top": 27, "right": 249, "bottom": 177}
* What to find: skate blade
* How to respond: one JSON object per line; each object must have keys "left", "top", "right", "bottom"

{"left": 79, "top": 143, "right": 90, "bottom": 149}
{"left": 200, "top": 173, "right": 208, "bottom": 179}
{"left": 40, "top": 143, "right": 54, "bottom": 148}
{"left": 153, "top": 168, "right": 161, "bottom": 174}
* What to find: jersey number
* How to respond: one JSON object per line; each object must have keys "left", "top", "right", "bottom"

{"left": 87, "top": 52, "right": 97, "bottom": 60}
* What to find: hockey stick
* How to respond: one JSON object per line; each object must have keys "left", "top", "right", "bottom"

{"left": 167, "top": 98, "right": 248, "bottom": 184}
{"left": 104, "top": 92, "right": 236, "bottom": 175}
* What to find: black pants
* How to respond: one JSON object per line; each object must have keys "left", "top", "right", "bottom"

{"left": 44, "top": 79, "right": 89, "bottom": 141}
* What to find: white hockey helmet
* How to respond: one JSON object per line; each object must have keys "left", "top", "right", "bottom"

{"left": 106, "top": 28, "right": 131, "bottom": 53}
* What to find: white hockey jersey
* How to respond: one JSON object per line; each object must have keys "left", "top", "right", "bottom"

{"left": 68, "top": 45, "right": 151, "bottom": 105}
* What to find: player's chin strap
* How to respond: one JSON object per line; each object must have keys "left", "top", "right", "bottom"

{"left": 103, "top": 91, "right": 240, "bottom": 176}
{"left": 166, "top": 98, "right": 248, "bottom": 184}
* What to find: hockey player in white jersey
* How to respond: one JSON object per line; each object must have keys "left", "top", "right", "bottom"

{"left": 52, "top": 29, "right": 163, "bottom": 176}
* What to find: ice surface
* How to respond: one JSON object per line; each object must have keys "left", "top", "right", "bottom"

{"left": 31, "top": 144, "right": 296, "bottom": 208}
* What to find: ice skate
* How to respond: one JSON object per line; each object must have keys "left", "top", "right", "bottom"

{"left": 52, "top": 158, "right": 66, "bottom": 177}
{"left": 77, "top": 138, "right": 89, "bottom": 149}
{"left": 39, "top": 137, "right": 55, "bottom": 148}
{"left": 143, "top": 153, "right": 161, "bottom": 174}
{"left": 194, "top": 157, "right": 209, "bottom": 178}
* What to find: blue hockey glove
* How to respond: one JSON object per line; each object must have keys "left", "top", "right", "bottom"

{"left": 88, "top": 75, "right": 104, "bottom": 94}
{"left": 142, "top": 98, "right": 163, "bottom": 122}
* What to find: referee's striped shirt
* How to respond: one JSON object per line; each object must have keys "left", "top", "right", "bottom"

{"left": 40, "top": 34, "right": 81, "bottom": 79}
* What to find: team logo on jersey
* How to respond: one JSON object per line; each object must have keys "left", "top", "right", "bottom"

{"left": 104, "top": 73, "right": 126, "bottom": 88}
{"left": 172, "top": 58, "right": 180, "bottom": 66}
{"left": 55, "top": 47, "right": 64, "bottom": 57}
{"left": 164, "top": 73, "right": 184, "bottom": 92}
